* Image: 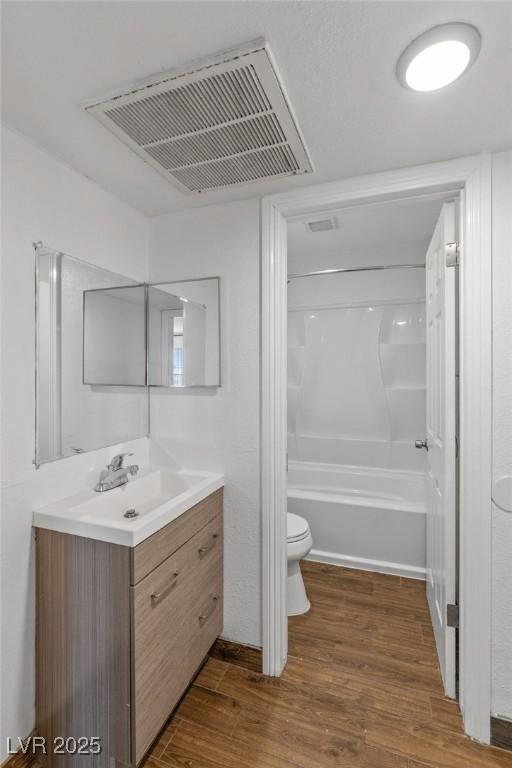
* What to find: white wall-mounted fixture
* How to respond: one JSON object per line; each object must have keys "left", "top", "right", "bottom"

{"left": 397, "top": 23, "right": 481, "bottom": 92}
{"left": 85, "top": 39, "right": 312, "bottom": 194}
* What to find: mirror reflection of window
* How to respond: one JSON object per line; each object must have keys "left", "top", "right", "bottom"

{"left": 170, "top": 315, "right": 184, "bottom": 386}
{"left": 147, "top": 279, "right": 220, "bottom": 387}
{"left": 159, "top": 305, "right": 184, "bottom": 386}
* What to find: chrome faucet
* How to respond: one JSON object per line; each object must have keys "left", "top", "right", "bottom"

{"left": 94, "top": 453, "right": 139, "bottom": 493}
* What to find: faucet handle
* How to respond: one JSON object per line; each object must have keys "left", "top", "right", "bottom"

{"left": 108, "top": 452, "right": 134, "bottom": 471}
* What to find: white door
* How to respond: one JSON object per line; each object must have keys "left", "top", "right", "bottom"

{"left": 424, "top": 201, "right": 457, "bottom": 698}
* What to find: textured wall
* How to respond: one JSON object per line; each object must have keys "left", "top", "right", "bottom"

{"left": 0, "top": 127, "right": 149, "bottom": 759}
{"left": 148, "top": 198, "right": 261, "bottom": 648}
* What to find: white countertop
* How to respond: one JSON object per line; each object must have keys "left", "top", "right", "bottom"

{"left": 33, "top": 466, "right": 225, "bottom": 547}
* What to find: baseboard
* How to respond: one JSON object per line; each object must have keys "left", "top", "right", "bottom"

{"left": 306, "top": 548, "right": 426, "bottom": 580}
{"left": 219, "top": 634, "right": 262, "bottom": 652}
{"left": 491, "top": 716, "right": 512, "bottom": 752}
{"left": 210, "top": 637, "right": 263, "bottom": 673}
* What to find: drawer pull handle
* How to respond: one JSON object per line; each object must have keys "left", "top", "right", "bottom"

{"left": 199, "top": 595, "right": 219, "bottom": 625}
{"left": 150, "top": 572, "right": 179, "bottom": 603}
{"left": 198, "top": 533, "right": 219, "bottom": 558}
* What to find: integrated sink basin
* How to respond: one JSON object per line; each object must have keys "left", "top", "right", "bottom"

{"left": 33, "top": 467, "right": 224, "bottom": 546}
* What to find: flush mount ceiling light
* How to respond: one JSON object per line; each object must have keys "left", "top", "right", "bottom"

{"left": 397, "top": 23, "right": 481, "bottom": 92}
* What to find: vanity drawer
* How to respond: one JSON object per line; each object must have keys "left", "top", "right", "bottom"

{"left": 131, "top": 488, "right": 223, "bottom": 584}
{"left": 133, "top": 514, "right": 223, "bottom": 762}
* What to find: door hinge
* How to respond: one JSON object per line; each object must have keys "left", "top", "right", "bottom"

{"left": 445, "top": 242, "right": 460, "bottom": 267}
{"left": 447, "top": 603, "right": 459, "bottom": 628}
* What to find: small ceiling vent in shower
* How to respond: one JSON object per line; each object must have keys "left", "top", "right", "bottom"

{"left": 306, "top": 217, "right": 337, "bottom": 233}
{"left": 85, "top": 40, "right": 313, "bottom": 194}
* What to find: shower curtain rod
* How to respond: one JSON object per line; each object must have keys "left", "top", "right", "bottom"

{"left": 288, "top": 264, "right": 425, "bottom": 281}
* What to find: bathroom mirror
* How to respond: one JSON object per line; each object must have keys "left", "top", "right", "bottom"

{"left": 83, "top": 285, "right": 146, "bottom": 385}
{"left": 35, "top": 244, "right": 148, "bottom": 466}
{"left": 147, "top": 278, "right": 220, "bottom": 387}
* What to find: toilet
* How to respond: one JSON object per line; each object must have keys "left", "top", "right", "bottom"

{"left": 287, "top": 512, "right": 313, "bottom": 616}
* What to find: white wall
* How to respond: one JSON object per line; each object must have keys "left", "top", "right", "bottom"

{"left": 0, "top": 127, "right": 149, "bottom": 759}
{"left": 148, "top": 198, "right": 261, "bottom": 648}
{"left": 491, "top": 150, "right": 512, "bottom": 720}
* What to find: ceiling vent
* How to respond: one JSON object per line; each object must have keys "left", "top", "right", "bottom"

{"left": 85, "top": 40, "right": 313, "bottom": 194}
{"left": 306, "top": 217, "right": 337, "bottom": 233}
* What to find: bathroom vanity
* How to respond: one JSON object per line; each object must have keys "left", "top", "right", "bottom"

{"left": 34, "top": 471, "right": 224, "bottom": 767}
{"left": 33, "top": 243, "right": 225, "bottom": 765}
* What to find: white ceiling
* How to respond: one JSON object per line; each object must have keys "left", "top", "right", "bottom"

{"left": 288, "top": 196, "right": 444, "bottom": 271}
{"left": 2, "top": 1, "right": 511, "bottom": 216}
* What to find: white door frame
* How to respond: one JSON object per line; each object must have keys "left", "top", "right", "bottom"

{"left": 261, "top": 154, "right": 492, "bottom": 743}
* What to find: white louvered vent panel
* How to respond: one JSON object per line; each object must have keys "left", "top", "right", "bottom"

{"left": 85, "top": 42, "right": 312, "bottom": 193}
{"left": 146, "top": 114, "right": 285, "bottom": 169}
{"left": 105, "top": 66, "right": 271, "bottom": 145}
{"left": 173, "top": 145, "right": 300, "bottom": 192}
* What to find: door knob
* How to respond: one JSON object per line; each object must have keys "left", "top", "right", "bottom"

{"left": 415, "top": 439, "right": 429, "bottom": 451}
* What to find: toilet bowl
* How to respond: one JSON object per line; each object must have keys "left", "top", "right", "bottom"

{"left": 287, "top": 512, "right": 313, "bottom": 616}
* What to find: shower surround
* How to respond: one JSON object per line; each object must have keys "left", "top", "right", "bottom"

{"left": 287, "top": 268, "right": 427, "bottom": 578}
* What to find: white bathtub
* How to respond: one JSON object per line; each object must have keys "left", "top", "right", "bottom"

{"left": 288, "top": 460, "right": 426, "bottom": 579}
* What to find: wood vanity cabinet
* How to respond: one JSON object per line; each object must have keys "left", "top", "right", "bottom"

{"left": 36, "top": 488, "right": 223, "bottom": 768}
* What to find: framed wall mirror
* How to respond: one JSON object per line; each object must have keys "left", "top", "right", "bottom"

{"left": 147, "top": 278, "right": 220, "bottom": 387}
{"left": 35, "top": 244, "right": 149, "bottom": 466}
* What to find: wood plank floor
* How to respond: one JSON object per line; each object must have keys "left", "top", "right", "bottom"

{"left": 143, "top": 561, "right": 512, "bottom": 768}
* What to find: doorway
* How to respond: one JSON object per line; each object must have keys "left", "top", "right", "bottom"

{"left": 261, "top": 155, "right": 492, "bottom": 743}
{"left": 285, "top": 195, "right": 459, "bottom": 697}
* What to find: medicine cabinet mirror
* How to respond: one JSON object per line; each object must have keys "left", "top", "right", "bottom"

{"left": 35, "top": 245, "right": 221, "bottom": 465}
